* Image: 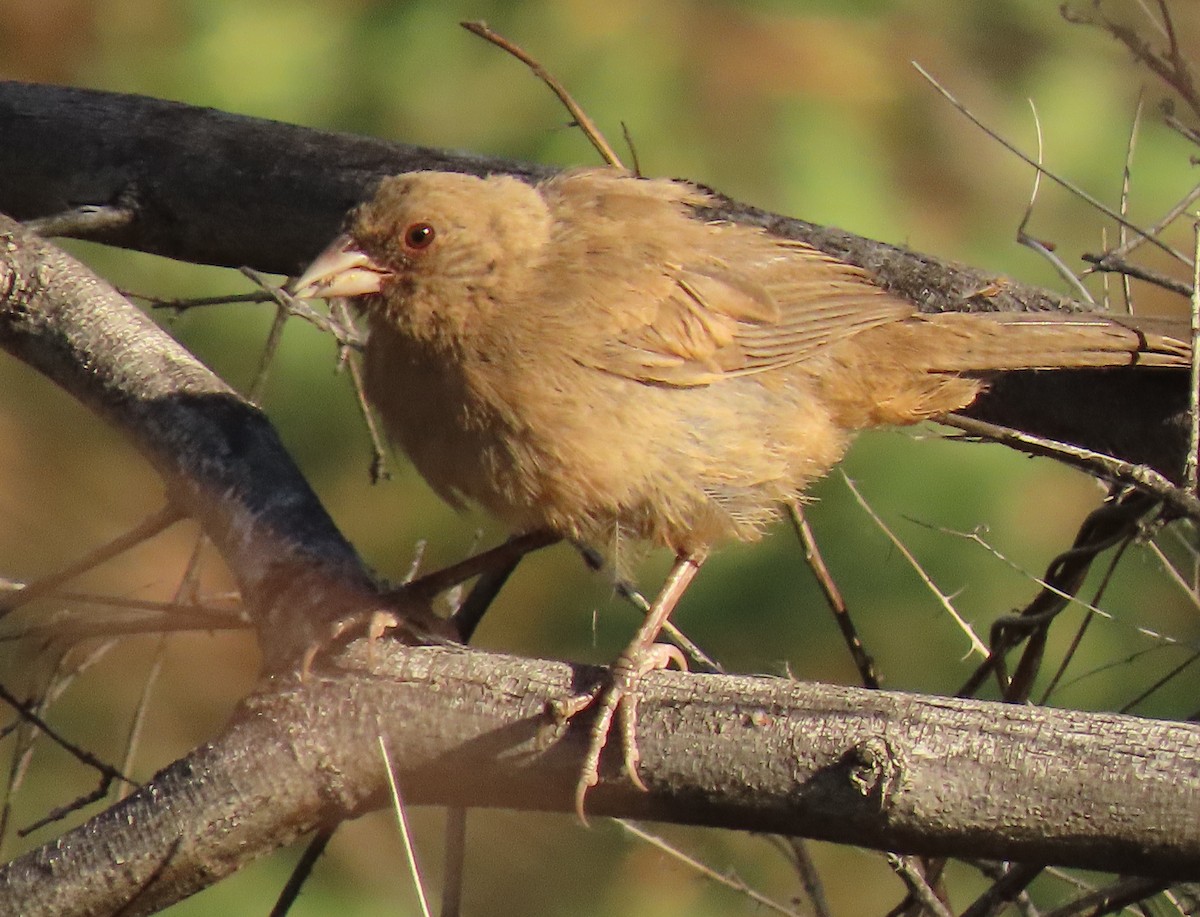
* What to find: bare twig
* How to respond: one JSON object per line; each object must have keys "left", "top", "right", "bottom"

{"left": 1092, "top": 180, "right": 1200, "bottom": 264}
{"left": 1040, "top": 875, "right": 1168, "bottom": 917}
{"left": 959, "top": 861, "right": 1044, "bottom": 917}
{"left": 843, "top": 473, "right": 988, "bottom": 659}
{"left": 147, "top": 291, "right": 274, "bottom": 312}
{"left": 887, "top": 855, "right": 954, "bottom": 917}
{"left": 24, "top": 205, "right": 135, "bottom": 238}
{"left": 1064, "top": 0, "right": 1200, "bottom": 121}
{"left": 1119, "top": 650, "right": 1200, "bottom": 715}
{"left": 765, "top": 836, "right": 833, "bottom": 917}
{"left": 1189, "top": 219, "right": 1200, "bottom": 491}
{"left": 269, "top": 829, "right": 333, "bottom": 917}
{"left": 616, "top": 821, "right": 803, "bottom": 917}
{"left": 912, "top": 61, "right": 1188, "bottom": 265}
{"left": 1016, "top": 99, "right": 1093, "bottom": 303}
{"left": 0, "top": 505, "right": 184, "bottom": 617}
{"left": 786, "top": 500, "right": 880, "bottom": 688}
{"left": 1116, "top": 91, "right": 1145, "bottom": 313}
{"left": 460, "top": 21, "right": 624, "bottom": 169}
{"left": 250, "top": 267, "right": 365, "bottom": 350}
{"left": 325, "top": 300, "right": 392, "bottom": 482}
{"left": 0, "top": 683, "right": 138, "bottom": 836}
{"left": 440, "top": 808, "right": 467, "bottom": 917}
{"left": 941, "top": 413, "right": 1200, "bottom": 521}
{"left": 1081, "top": 252, "right": 1191, "bottom": 295}
{"left": 379, "top": 737, "right": 433, "bottom": 917}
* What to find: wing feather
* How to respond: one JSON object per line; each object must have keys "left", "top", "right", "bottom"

{"left": 543, "top": 169, "right": 914, "bottom": 387}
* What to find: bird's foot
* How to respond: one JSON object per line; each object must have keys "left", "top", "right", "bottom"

{"left": 297, "top": 590, "right": 455, "bottom": 680}
{"left": 555, "top": 641, "right": 688, "bottom": 822}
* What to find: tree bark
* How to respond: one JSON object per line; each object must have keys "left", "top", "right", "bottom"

{"left": 2, "top": 643, "right": 1198, "bottom": 916}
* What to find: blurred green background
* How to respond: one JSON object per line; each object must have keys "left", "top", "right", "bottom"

{"left": 2, "top": 1, "right": 1199, "bottom": 914}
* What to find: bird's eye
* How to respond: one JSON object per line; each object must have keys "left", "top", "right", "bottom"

{"left": 403, "top": 222, "right": 436, "bottom": 250}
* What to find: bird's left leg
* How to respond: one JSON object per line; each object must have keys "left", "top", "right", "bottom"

{"left": 557, "top": 549, "right": 706, "bottom": 821}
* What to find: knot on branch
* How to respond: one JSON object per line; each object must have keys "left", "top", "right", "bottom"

{"left": 846, "top": 735, "right": 901, "bottom": 807}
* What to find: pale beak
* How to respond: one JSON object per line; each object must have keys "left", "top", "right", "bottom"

{"left": 291, "top": 235, "right": 391, "bottom": 299}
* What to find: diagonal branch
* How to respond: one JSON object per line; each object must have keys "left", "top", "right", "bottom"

{"left": 0, "top": 214, "right": 420, "bottom": 668}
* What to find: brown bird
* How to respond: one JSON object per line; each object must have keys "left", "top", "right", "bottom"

{"left": 294, "top": 166, "right": 1189, "bottom": 817}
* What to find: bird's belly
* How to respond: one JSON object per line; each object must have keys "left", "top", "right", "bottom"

{"left": 364, "top": 330, "right": 850, "bottom": 552}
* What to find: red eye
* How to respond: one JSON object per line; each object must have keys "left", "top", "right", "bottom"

{"left": 404, "top": 222, "right": 436, "bottom": 250}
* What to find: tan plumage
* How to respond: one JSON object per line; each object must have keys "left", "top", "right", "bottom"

{"left": 297, "top": 167, "right": 1188, "bottom": 557}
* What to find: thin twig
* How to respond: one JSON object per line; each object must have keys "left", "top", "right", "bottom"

{"left": 248, "top": 298, "right": 290, "bottom": 405}
{"left": 269, "top": 829, "right": 333, "bottom": 917}
{"left": 842, "top": 473, "right": 988, "bottom": 658}
{"left": 1064, "top": 0, "right": 1200, "bottom": 122}
{"left": 616, "top": 821, "right": 803, "bottom": 917}
{"left": 1119, "top": 650, "right": 1200, "bottom": 714}
{"left": 959, "top": 861, "right": 1044, "bottom": 917}
{"left": 573, "top": 543, "right": 722, "bottom": 674}
{"left": 1092, "top": 180, "right": 1200, "bottom": 264}
{"left": 0, "top": 505, "right": 185, "bottom": 616}
{"left": 440, "top": 808, "right": 467, "bottom": 917}
{"left": 1145, "top": 537, "right": 1200, "bottom": 613}
{"left": 941, "top": 413, "right": 1200, "bottom": 521}
{"left": 887, "top": 855, "right": 954, "bottom": 917}
{"left": 0, "top": 683, "right": 139, "bottom": 836}
{"left": 1016, "top": 99, "right": 1093, "bottom": 303}
{"left": 1116, "top": 91, "right": 1145, "bottom": 313}
{"left": 1040, "top": 875, "right": 1168, "bottom": 917}
{"left": 1189, "top": 218, "right": 1200, "bottom": 492}
{"left": 912, "top": 61, "right": 1188, "bottom": 265}
{"left": 329, "top": 302, "right": 392, "bottom": 482}
{"left": 249, "top": 268, "right": 365, "bottom": 350}
{"left": 460, "top": 21, "right": 624, "bottom": 169}
{"left": 119, "top": 534, "right": 210, "bottom": 801}
{"left": 786, "top": 501, "right": 880, "bottom": 688}
{"left": 379, "top": 737, "right": 433, "bottom": 917}
{"left": 1081, "top": 252, "right": 1192, "bottom": 296}
{"left": 146, "top": 291, "right": 274, "bottom": 312}
{"left": 777, "top": 837, "right": 834, "bottom": 917}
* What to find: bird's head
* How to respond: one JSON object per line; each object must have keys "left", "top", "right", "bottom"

{"left": 294, "top": 171, "right": 552, "bottom": 337}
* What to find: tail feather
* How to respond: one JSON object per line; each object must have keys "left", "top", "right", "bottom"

{"left": 907, "top": 311, "right": 1191, "bottom": 372}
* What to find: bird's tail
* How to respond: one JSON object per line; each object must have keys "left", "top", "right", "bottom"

{"left": 901, "top": 311, "right": 1191, "bottom": 372}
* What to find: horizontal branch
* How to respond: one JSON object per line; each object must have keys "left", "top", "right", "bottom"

{"left": 2, "top": 642, "right": 1198, "bottom": 915}
{"left": 0, "top": 82, "right": 1088, "bottom": 315}
{"left": 0, "top": 81, "right": 551, "bottom": 275}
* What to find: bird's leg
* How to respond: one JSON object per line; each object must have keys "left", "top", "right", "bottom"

{"left": 557, "top": 549, "right": 706, "bottom": 821}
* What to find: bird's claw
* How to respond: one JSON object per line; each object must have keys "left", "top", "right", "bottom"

{"left": 299, "top": 608, "right": 403, "bottom": 680}
{"left": 556, "top": 642, "right": 688, "bottom": 823}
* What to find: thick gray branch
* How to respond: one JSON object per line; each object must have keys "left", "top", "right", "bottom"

{"left": 0, "top": 214, "right": 398, "bottom": 666}
{"left": 2, "top": 644, "right": 1198, "bottom": 915}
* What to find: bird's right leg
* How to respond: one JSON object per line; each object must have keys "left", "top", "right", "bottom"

{"left": 555, "top": 550, "right": 705, "bottom": 822}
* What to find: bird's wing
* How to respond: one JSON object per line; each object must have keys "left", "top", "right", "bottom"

{"left": 583, "top": 237, "right": 915, "bottom": 387}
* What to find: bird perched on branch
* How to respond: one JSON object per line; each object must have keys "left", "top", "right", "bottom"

{"left": 294, "top": 166, "right": 1190, "bottom": 818}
